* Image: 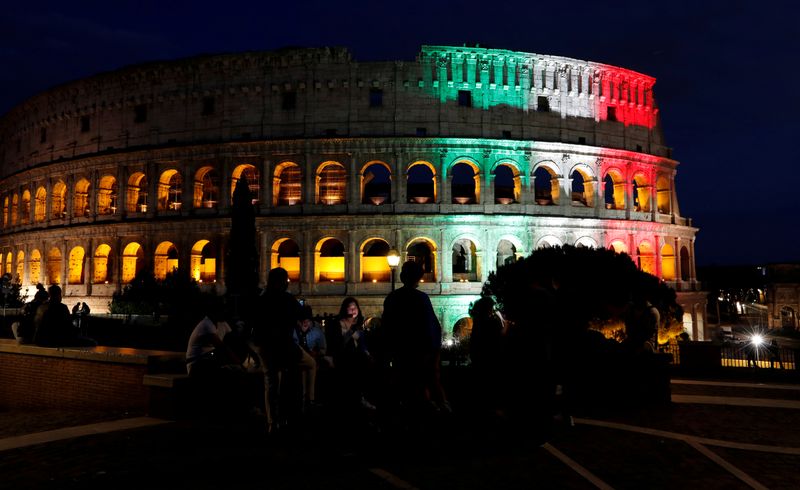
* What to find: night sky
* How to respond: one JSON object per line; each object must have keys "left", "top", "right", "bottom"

{"left": 2, "top": 1, "right": 797, "bottom": 266}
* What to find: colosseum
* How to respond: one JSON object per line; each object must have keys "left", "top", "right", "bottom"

{"left": 0, "top": 45, "right": 707, "bottom": 339}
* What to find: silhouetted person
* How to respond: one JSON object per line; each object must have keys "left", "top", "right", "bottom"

{"left": 33, "top": 285, "right": 96, "bottom": 347}
{"left": 768, "top": 339, "right": 783, "bottom": 369}
{"left": 382, "top": 261, "right": 448, "bottom": 416}
{"left": 327, "top": 297, "right": 375, "bottom": 411}
{"left": 13, "top": 285, "right": 48, "bottom": 344}
{"left": 252, "top": 267, "right": 303, "bottom": 432}
{"left": 468, "top": 297, "right": 504, "bottom": 414}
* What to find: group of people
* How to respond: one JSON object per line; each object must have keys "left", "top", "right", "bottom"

{"left": 185, "top": 260, "right": 450, "bottom": 434}
{"left": 13, "top": 284, "right": 97, "bottom": 347}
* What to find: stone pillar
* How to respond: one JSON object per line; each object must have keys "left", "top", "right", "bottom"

{"left": 390, "top": 153, "right": 400, "bottom": 205}
{"left": 147, "top": 161, "right": 158, "bottom": 217}
{"left": 303, "top": 230, "right": 314, "bottom": 287}
{"left": 654, "top": 234, "right": 661, "bottom": 279}
{"left": 220, "top": 158, "right": 232, "bottom": 211}
{"left": 347, "top": 231, "right": 357, "bottom": 285}
{"left": 439, "top": 151, "right": 449, "bottom": 204}
{"left": 65, "top": 175, "right": 74, "bottom": 223}
{"left": 60, "top": 241, "right": 68, "bottom": 289}
{"left": 261, "top": 157, "right": 272, "bottom": 212}
{"left": 85, "top": 238, "right": 93, "bottom": 295}
{"left": 305, "top": 155, "right": 316, "bottom": 205}
{"left": 349, "top": 154, "right": 359, "bottom": 206}
{"left": 117, "top": 165, "right": 127, "bottom": 217}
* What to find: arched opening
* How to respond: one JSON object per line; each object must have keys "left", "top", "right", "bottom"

{"left": 533, "top": 165, "right": 560, "bottom": 205}
{"left": 122, "top": 242, "right": 144, "bottom": 283}
{"left": 20, "top": 190, "right": 31, "bottom": 224}
{"left": 34, "top": 187, "right": 47, "bottom": 222}
{"left": 493, "top": 164, "right": 520, "bottom": 204}
{"left": 632, "top": 173, "right": 650, "bottom": 212}
{"left": 191, "top": 240, "right": 216, "bottom": 283}
{"left": 97, "top": 175, "right": 118, "bottom": 215}
{"left": 680, "top": 246, "right": 690, "bottom": 281}
{"left": 11, "top": 194, "right": 19, "bottom": 225}
{"left": 29, "top": 249, "right": 41, "bottom": 284}
{"left": 451, "top": 161, "right": 479, "bottom": 204}
{"left": 361, "top": 162, "right": 391, "bottom": 205}
{"left": 154, "top": 241, "right": 179, "bottom": 280}
{"left": 452, "top": 238, "right": 478, "bottom": 281}
{"left": 73, "top": 179, "right": 91, "bottom": 218}
{"left": 637, "top": 241, "right": 656, "bottom": 275}
{"left": 271, "top": 238, "right": 301, "bottom": 282}
{"left": 68, "top": 246, "right": 85, "bottom": 284}
{"left": 609, "top": 240, "right": 628, "bottom": 254}
{"left": 406, "top": 238, "right": 436, "bottom": 282}
{"left": 575, "top": 236, "right": 598, "bottom": 248}
{"left": 52, "top": 181, "right": 66, "bottom": 219}
{"left": 194, "top": 166, "right": 220, "bottom": 208}
{"left": 317, "top": 162, "right": 347, "bottom": 205}
{"left": 496, "top": 239, "right": 519, "bottom": 268}
{"left": 46, "top": 248, "right": 61, "bottom": 284}
{"left": 158, "top": 170, "right": 182, "bottom": 211}
{"left": 661, "top": 243, "right": 676, "bottom": 281}
{"left": 537, "top": 236, "right": 563, "bottom": 249}
{"left": 2, "top": 197, "right": 8, "bottom": 227}
{"left": 360, "top": 238, "right": 391, "bottom": 282}
{"left": 656, "top": 175, "right": 671, "bottom": 214}
{"left": 407, "top": 162, "right": 436, "bottom": 204}
{"left": 603, "top": 170, "right": 625, "bottom": 209}
{"left": 453, "top": 317, "right": 473, "bottom": 340}
{"left": 570, "top": 167, "right": 595, "bottom": 207}
{"left": 781, "top": 306, "right": 796, "bottom": 329}
{"left": 127, "top": 172, "right": 148, "bottom": 213}
{"left": 16, "top": 251, "right": 24, "bottom": 281}
{"left": 232, "top": 164, "right": 260, "bottom": 205}
{"left": 93, "top": 244, "right": 112, "bottom": 284}
{"left": 274, "top": 162, "right": 302, "bottom": 206}
{"left": 4, "top": 252, "right": 11, "bottom": 276}
{"left": 316, "top": 238, "right": 345, "bottom": 282}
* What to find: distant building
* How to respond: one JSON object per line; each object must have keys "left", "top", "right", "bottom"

{"left": 0, "top": 45, "right": 705, "bottom": 337}
{"left": 765, "top": 264, "right": 800, "bottom": 329}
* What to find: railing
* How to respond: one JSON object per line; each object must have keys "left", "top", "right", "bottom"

{"left": 658, "top": 342, "right": 797, "bottom": 370}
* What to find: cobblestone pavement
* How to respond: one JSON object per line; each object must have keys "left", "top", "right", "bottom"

{"left": 2, "top": 378, "right": 800, "bottom": 489}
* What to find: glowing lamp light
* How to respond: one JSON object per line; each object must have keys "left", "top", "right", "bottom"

{"left": 386, "top": 249, "right": 401, "bottom": 268}
{"left": 751, "top": 334, "right": 764, "bottom": 346}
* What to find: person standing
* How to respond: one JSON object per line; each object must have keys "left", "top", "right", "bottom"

{"left": 251, "top": 267, "right": 303, "bottom": 433}
{"left": 382, "top": 261, "right": 448, "bottom": 415}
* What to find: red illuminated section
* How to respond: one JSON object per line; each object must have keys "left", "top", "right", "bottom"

{"left": 595, "top": 66, "right": 658, "bottom": 130}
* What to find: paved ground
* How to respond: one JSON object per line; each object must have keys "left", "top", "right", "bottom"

{"left": 2, "top": 378, "right": 799, "bottom": 489}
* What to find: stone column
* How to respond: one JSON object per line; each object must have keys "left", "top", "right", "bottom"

{"left": 220, "top": 158, "right": 232, "bottom": 211}
{"left": 60, "top": 240, "right": 68, "bottom": 289}
{"left": 390, "top": 153, "right": 400, "bottom": 205}
{"left": 117, "top": 165, "right": 127, "bottom": 217}
{"left": 438, "top": 151, "right": 449, "bottom": 204}
{"left": 349, "top": 153, "right": 359, "bottom": 206}
{"left": 261, "top": 157, "right": 272, "bottom": 212}
{"left": 305, "top": 155, "right": 316, "bottom": 205}
{"left": 85, "top": 238, "right": 93, "bottom": 295}
{"left": 347, "top": 231, "right": 357, "bottom": 285}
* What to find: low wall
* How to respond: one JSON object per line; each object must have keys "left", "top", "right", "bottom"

{"left": 0, "top": 340, "right": 183, "bottom": 411}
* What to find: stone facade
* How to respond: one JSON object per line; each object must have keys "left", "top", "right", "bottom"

{"left": 0, "top": 45, "right": 705, "bottom": 338}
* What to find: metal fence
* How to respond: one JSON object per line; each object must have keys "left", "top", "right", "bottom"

{"left": 658, "top": 342, "right": 797, "bottom": 370}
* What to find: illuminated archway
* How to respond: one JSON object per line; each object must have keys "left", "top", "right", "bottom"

{"left": 97, "top": 175, "right": 118, "bottom": 215}
{"left": 603, "top": 169, "right": 625, "bottom": 210}
{"left": 575, "top": 236, "right": 598, "bottom": 248}
{"left": 316, "top": 162, "right": 346, "bottom": 205}
{"left": 2, "top": 196, "right": 8, "bottom": 227}
{"left": 46, "top": 248, "right": 61, "bottom": 284}
{"left": 271, "top": 238, "right": 301, "bottom": 281}
{"left": 5, "top": 252, "right": 12, "bottom": 276}
{"left": 20, "top": 190, "right": 31, "bottom": 224}
{"left": 360, "top": 238, "right": 391, "bottom": 282}
{"left": 656, "top": 175, "right": 671, "bottom": 214}
{"left": 158, "top": 170, "right": 182, "bottom": 211}
{"left": 661, "top": 243, "right": 676, "bottom": 280}
{"left": 781, "top": 306, "right": 796, "bottom": 329}
{"left": 680, "top": 246, "right": 690, "bottom": 281}
{"left": 122, "top": 242, "right": 144, "bottom": 283}
{"left": 632, "top": 172, "right": 651, "bottom": 212}
{"left": 493, "top": 163, "right": 520, "bottom": 204}
{"left": 93, "top": 244, "right": 112, "bottom": 284}
{"left": 274, "top": 162, "right": 302, "bottom": 206}
{"left": 194, "top": 166, "right": 220, "bottom": 208}
{"left": 496, "top": 239, "right": 519, "bottom": 268}
{"left": 154, "top": 241, "right": 179, "bottom": 280}
{"left": 361, "top": 162, "right": 391, "bottom": 205}
{"left": 609, "top": 239, "right": 628, "bottom": 254}
{"left": 127, "top": 172, "right": 148, "bottom": 213}
{"left": 450, "top": 161, "right": 480, "bottom": 204}
{"left": 29, "top": 249, "right": 41, "bottom": 284}
{"left": 316, "top": 237, "right": 345, "bottom": 282}
{"left": 570, "top": 165, "right": 595, "bottom": 207}
{"left": 452, "top": 237, "right": 478, "bottom": 281}
{"left": 533, "top": 163, "right": 560, "bottom": 205}
{"left": 11, "top": 193, "right": 18, "bottom": 225}
{"left": 536, "top": 236, "right": 562, "bottom": 249}
{"left": 34, "top": 187, "right": 47, "bottom": 222}
{"left": 453, "top": 316, "right": 473, "bottom": 340}
{"left": 191, "top": 240, "right": 216, "bottom": 282}
{"left": 52, "top": 181, "right": 66, "bottom": 219}
{"left": 637, "top": 241, "right": 655, "bottom": 275}
{"left": 68, "top": 246, "right": 85, "bottom": 284}
{"left": 73, "top": 179, "right": 90, "bottom": 218}
{"left": 407, "top": 161, "right": 437, "bottom": 203}
{"left": 232, "top": 164, "right": 260, "bottom": 205}
{"left": 15, "top": 251, "right": 24, "bottom": 281}
{"left": 406, "top": 237, "right": 437, "bottom": 282}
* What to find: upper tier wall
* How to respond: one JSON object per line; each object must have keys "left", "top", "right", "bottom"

{"left": 0, "top": 46, "right": 666, "bottom": 179}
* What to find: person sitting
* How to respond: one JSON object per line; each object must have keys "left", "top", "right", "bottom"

{"left": 33, "top": 285, "right": 96, "bottom": 347}
{"left": 326, "top": 297, "right": 376, "bottom": 411}
{"left": 293, "top": 305, "right": 325, "bottom": 410}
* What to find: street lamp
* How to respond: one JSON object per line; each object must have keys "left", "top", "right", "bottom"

{"left": 386, "top": 248, "right": 401, "bottom": 292}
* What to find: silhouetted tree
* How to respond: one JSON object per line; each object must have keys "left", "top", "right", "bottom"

{"left": 226, "top": 176, "right": 259, "bottom": 317}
